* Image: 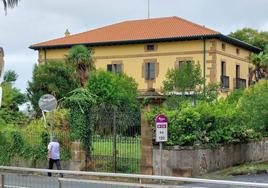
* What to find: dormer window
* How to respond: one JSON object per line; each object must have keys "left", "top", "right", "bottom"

{"left": 145, "top": 44, "right": 156, "bottom": 51}
{"left": 222, "top": 43, "right": 226, "bottom": 51}
{"left": 236, "top": 48, "right": 240, "bottom": 55}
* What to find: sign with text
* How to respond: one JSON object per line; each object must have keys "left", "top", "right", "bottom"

{"left": 155, "top": 114, "right": 168, "bottom": 142}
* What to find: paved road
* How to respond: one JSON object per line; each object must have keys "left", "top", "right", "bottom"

{"left": 183, "top": 174, "right": 268, "bottom": 188}
{"left": 2, "top": 173, "right": 268, "bottom": 188}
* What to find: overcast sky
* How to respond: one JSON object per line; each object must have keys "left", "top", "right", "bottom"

{"left": 1, "top": 0, "right": 268, "bottom": 92}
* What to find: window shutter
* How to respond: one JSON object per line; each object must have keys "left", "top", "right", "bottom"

{"left": 107, "top": 64, "right": 113, "bottom": 72}
{"left": 179, "top": 61, "right": 184, "bottom": 69}
{"left": 145, "top": 63, "right": 150, "bottom": 80}
{"left": 116, "top": 64, "right": 122, "bottom": 74}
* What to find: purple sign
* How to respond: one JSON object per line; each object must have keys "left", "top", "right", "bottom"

{"left": 155, "top": 114, "right": 168, "bottom": 142}
{"left": 157, "top": 124, "right": 166, "bottom": 128}
{"left": 155, "top": 114, "right": 168, "bottom": 123}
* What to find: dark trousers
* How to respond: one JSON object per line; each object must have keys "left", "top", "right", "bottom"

{"left": 48, "top": 158, "right": 63, "bottom": 177}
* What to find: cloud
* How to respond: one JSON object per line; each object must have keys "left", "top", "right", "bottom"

{"left": 1, "top": 0, "right": 268, "bottom": 91}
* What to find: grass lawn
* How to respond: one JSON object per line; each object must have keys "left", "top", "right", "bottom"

{"left": 92, "top": 137, "right": 141, "bottom": 159}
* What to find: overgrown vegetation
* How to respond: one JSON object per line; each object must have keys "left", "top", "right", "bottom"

{"left": 0, "top": 103, "right": 71, "bottom": 166}
{"left": 146, "top": 81, "right": 268, "bottom": 147}
{"left": 0, "top": 70, "right": 26, "bottom": 126}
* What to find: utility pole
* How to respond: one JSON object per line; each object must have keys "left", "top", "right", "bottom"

{"left": 148, "top": 0, "right": 150, "bottom": 19}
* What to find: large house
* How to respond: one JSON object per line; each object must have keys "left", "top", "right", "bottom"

{"left": 30, "top": 17, "right": 261, "bottom": 95}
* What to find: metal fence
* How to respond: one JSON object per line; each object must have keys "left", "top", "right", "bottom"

{"left": 90, "top": 106, "right": 141, "bottom": 174}
{"left": 0, "top": 106, "right": 141, "bottom": 174}
{"left": 1, "top": 166, "right": 268, "bottom": 188}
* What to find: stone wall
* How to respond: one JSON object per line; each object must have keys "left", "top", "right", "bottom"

{"left": 153, "top": 138, "right": 268, "bottom": 177}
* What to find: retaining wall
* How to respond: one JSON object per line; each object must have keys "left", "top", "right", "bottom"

{"left": 153, "top": 138, "right": 268, "bottom": 177}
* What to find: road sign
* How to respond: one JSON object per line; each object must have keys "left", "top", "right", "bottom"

{"left": 155, "top": 114, "right": 168, "bottom": 142}
{"left": 38, "top": 94, "right": 57, "bottom": 141}
{"left": 38, "top": 94, "right": 57, "bottom": 112}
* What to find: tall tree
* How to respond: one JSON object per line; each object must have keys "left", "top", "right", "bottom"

{"left": 2, "top": 0, "right": 20, "bottom": 12}
{"left": 27, "top": 60, "right": 79, "bottom": 114}
{"left": 3, "top": 70, "right": 18, "bottom": 83}
{"left": 229, "top": 28, "right": 268, "bottom": 50}
{"left": 65, "top": 45, "right": 95, "bottom": 88}
{"left": 249, "top": 49, "right": 268, "bottom": 83}
{"left": 229, "top": 28, "right": 268, "bottom": 82}
{"left": 0, "top": 70, "right": 26, "bottom": 125}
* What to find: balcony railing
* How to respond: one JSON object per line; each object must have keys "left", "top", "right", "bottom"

{"left": 236, "top": 78, "right": 247, "bottom": 89}
{"left": 221, "top": 75, "right": 229, "bottom": 89}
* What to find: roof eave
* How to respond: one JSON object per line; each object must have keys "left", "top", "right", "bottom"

{"left": 29, "top": 34, "right": 220, "bottom": 50}
{"left": 218, "top": 34, "right": 261, "bottom": 53}
{"left": 29, "top": 34, "right": 261, "bottom": 53}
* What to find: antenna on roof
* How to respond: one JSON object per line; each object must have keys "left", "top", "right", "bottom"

{"left": 148, "top": 0, "right": 150, "bottom": 19}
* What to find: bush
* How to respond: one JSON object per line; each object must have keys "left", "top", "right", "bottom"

{"left": 146, "top": 81, "right": 268, "bottom": 147}
{"left": 0, "top": 117, "right": 71, "bottom": 166}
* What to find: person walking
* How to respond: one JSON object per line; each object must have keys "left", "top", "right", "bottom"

{"left": 47, "top": 137, "right": 63, "bottom": 177}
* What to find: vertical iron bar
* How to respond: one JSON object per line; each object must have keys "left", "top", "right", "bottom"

{"left": 113, "top": 108, "right": 117, "bottom": 173}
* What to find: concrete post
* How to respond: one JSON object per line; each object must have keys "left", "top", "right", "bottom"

{"left": 70, "top": 141, "right": 86, "bottom": 171}
{"left": 141, "top": 104, "right": 154, "bottom": 175}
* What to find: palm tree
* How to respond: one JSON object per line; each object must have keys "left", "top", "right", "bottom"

{"left": 249, "top": 49, "right": 268, "bottom": 84}
{"left": 65, "top": 45, "right": 95, "bottom": 88}
{"left": 2, "top": 0, "right": 20, "bottom": 12}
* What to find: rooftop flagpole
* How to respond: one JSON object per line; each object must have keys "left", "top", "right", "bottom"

{"left": 148, "top": 0, "right": 150, "bottom": 19}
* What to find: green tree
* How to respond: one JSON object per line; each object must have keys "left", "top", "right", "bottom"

{"left": 163, "top": 63, "right": 204, "bottom": 94}
{"left": 3, "top": 70, "right": 18, "bottom": 83}
{"left": 87, "top": 70, "right": 138, "bottom": 108}
{"left": 248, "top": 46, "right": 268, "bottom": 83}
{"left": 27, "top": 60, "right": 79, "bottom": 114}
{"left": 229, "top": 28, "right": 268, "bottom": 50}
{"left": 65, "top": 45, "right": 95, "bottom": 88}
{"left": 2, "top": 0, "right": 20, "bottom": 12}
{"left": 229, "top": 28, "right": 268, "bottom": 82}
{"left": 0, "top": 70, "right": 26, "bottom": 125}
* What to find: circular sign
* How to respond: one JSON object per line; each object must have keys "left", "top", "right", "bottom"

{"left": 38, "top": 94, "right": 57, "bottom": 112}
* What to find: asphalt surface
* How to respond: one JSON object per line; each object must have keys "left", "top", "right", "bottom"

{"left": 2, "top": 173, "right": 268, "bottom": 188}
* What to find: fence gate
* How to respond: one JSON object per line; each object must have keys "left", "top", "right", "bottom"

{"left": 90, "top": 106, "right": 141, "bottom": 174}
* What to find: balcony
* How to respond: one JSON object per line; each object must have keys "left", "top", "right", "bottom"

{"left": 236, "top": 78, "right": 247, "bottom": 89}
{"left": 221, "top": 75, "right": 229, "bottom": 89}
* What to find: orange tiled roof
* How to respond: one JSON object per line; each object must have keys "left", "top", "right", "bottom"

{"left": 30, "top": 17, "right": 219, "bottom": 48}
{"left": 30, "top": 16, "right": 261, "bottom": 53}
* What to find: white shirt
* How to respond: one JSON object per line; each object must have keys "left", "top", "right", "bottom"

{"left": 48, "top": 141, "right": 60, "bottom": 160}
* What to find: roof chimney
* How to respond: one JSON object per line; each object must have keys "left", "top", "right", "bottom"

{"left": 64, "top": 29, "right": 71, "bottom": 37}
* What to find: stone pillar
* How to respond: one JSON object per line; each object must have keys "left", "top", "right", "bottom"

{"left": 70, "top": 141, "right": 86, "bottom": 171}
{"left": 141, "top": 104, "right": 154, "bottom": 175}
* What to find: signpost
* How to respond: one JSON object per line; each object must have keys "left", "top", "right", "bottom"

{"left": 38, "top": 94, "right": 58, "bottom": 141}
{"left": 155, "top": 114, "right": 168, "bottom": 177}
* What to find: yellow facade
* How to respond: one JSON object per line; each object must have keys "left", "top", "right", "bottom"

{"left": 37, "top": 39, "right": 253, "bottom": 94}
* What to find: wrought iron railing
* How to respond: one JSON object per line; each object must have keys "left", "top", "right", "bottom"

{"left": 236, "top": 78, "right": 247, "bottom": 89}
{"left": 221, "top": 75, "right": 229, "bottom": 89}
